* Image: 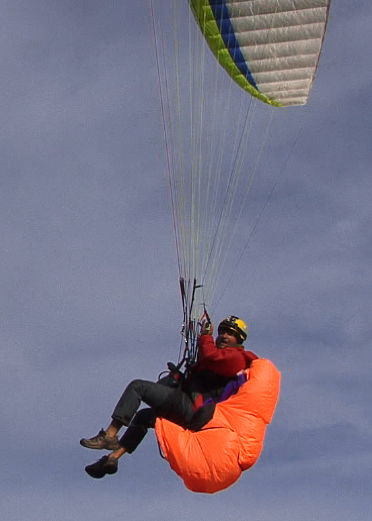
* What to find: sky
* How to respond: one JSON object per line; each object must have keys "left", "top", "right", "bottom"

{"left": 1, "top": 1, "right": 372, "bottom": 520}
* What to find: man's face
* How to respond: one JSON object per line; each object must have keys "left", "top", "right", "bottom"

{"left": 216, "top": 327, "right": 240, "bottom": 348}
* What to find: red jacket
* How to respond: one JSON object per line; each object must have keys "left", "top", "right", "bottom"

{"left": 183, "top": 335, "right": 258, "bottom": 416}
{"left": 195, "top": 334, "right": 258, "bottom": 376}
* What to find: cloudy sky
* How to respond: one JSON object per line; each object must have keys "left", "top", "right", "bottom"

{"left": 1, "top": 1, "right": 371, "bottom": 520}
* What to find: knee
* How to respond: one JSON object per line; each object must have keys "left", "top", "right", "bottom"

{"left": 127, "top": 379, "right": 145, "bottom": 390}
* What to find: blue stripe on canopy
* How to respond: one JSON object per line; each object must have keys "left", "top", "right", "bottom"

{"left": 209, "top": 0, "right": 258, "bottom": 91}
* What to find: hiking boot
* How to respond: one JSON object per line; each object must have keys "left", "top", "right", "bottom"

{"left": 85, "top": 455, "right": 118, "bottom": 479}
{"left": 80, "top": 429, "right": 121, "bottom": 450}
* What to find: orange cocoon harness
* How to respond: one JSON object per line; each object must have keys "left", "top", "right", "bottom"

{"left": 155, "top": 358, "right": 280, "bottom": 493}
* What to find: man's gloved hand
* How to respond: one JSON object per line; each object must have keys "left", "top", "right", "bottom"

{"left": 200, "top": 321, "right": 214, "bottom": 336}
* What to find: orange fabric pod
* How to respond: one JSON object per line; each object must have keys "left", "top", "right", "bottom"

{"left": 155, "top": 358, "right": 280, "bottom": 493}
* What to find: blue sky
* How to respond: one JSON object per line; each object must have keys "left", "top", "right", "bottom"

{"left": 1, "top": 1, "right": 372, "bottom": 520}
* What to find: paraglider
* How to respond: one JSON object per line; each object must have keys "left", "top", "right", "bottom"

{"left": 80, "top": 317, "right": 264, "bottom": 484}
{"left": 148, "top": 0, "right": 331, "bottom": 491}
{"left": 80, "top": 0, "right": 331, "bottom": 492}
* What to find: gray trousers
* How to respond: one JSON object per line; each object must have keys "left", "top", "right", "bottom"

{"left": 111, "top": 379, "right": 195, "bottom": 453}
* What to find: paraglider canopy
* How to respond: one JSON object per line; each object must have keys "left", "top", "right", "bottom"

{"left": 190, "top": 0, "right": 331, "bottom": 106}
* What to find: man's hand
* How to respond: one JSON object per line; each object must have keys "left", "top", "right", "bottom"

{"left": 200, "top": 321, "right": 214, "bottom": 336}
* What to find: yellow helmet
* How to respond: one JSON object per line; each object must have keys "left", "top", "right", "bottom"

{"left": 218, "top": 316, "right": 248, "bottom": 343}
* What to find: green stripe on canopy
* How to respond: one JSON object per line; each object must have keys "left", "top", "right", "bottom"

{"left": 189, "top": 0, "right": 283, "bottom": 107}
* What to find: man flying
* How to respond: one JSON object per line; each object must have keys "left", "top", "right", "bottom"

{"left": 80, "top": 315, "right": 258, "bottom": 479}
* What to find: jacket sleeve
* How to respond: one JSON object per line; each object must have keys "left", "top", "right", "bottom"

{"left": 197, "top": 335, "right": 258, "bottom": 377}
